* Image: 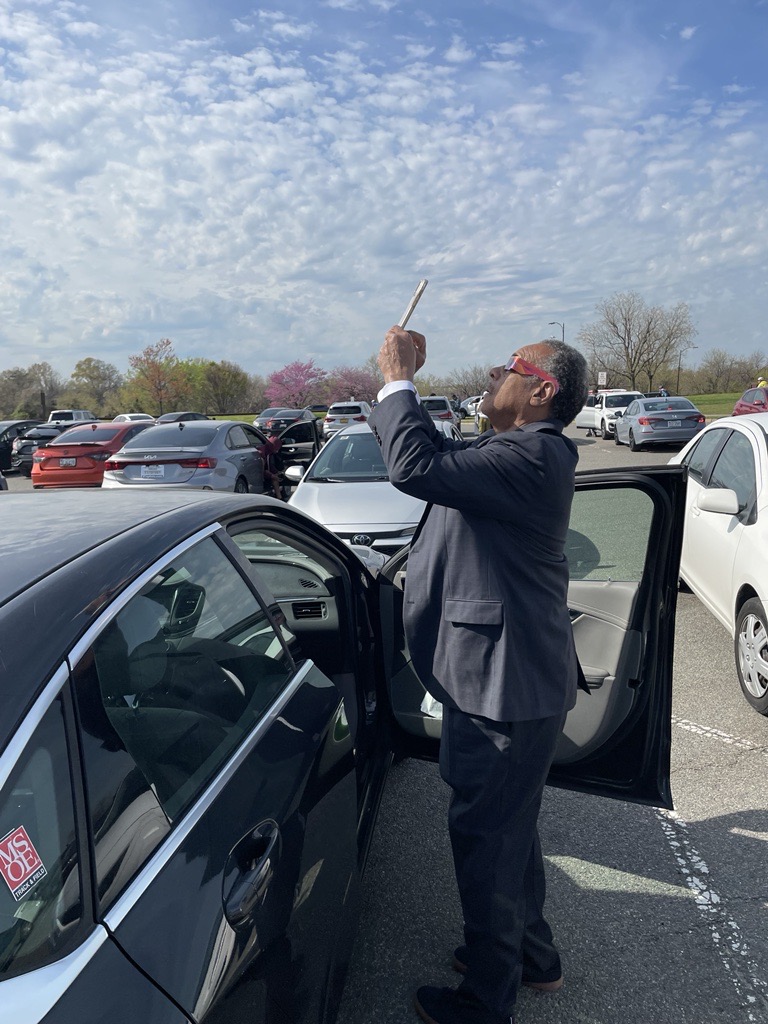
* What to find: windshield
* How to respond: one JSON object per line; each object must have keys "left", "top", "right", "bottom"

{"left": 50, "top": 426, "right": 121, "bottom": 445}
{"left": 605, "top": 394, "right": 640, "bottom": 409}
{"left": 305, "top": 431, "right": 388, "bottom": 481}
{"left": 328, "top": 405, "right": 364, "bottom": 415}
{"left": 642, "top": 399, "right": 695, "bottom": 413}
{"left": 123, "top": 425, "right": 218, "bottom": 448}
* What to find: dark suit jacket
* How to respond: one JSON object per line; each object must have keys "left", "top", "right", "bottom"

{"left": 369, "top": 389, "right": 580, "bottom": 722}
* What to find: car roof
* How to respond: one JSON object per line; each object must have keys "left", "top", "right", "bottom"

{"left": 331, "top": 422, "right": 373, "bottom": 436}
{"left": 0, "top": 490, "right": 280, "bottom": 750}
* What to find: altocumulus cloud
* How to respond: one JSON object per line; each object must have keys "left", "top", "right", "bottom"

{"left": 0, "top": 0, "right": 766, "bottom": 376}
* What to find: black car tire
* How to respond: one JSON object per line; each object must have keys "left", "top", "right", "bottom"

{"left": 629, "top": 430, "right": 641, "bottom": 451}
{"left": 614, "top": 430, "right": 621, "bottom": 445}
{"left": 234, "top": 476, "right": 249, "bottom": 494}
{"left": 601, "top": 419, "right": 610, "bottom": 439}
{"left": 735, "top": 597, "right": 768, "bottom": 715}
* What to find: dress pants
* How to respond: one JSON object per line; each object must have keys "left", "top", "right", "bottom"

{"left": 439, "top": 705, "right": 567, "bottom": 1017}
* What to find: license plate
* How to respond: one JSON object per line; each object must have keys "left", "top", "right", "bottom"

{"left": 668, "top": 420, "right": 681, "bottom": 428}
{"left": 339, "top": 417, "right": 348, "bottom": 423}
{"left": 140, "top": 464, "right": 165, "bottom": 479}
{"left": 59, "top": 458, "right": 76, "bottom": 467}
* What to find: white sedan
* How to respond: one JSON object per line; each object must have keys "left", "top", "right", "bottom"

{"left": 670, "top": 412, "right": 768, "bottom": 714}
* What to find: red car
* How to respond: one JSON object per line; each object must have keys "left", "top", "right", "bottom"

{"left": 732, "top": 387, "right": 768, "bottom": 415}
{"left": 31, "top": 421, "right": 153, "bottom": 488}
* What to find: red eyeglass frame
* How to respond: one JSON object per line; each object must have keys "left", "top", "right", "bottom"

{"left": 504, "top": 355, "right": 560, "bottom": 394}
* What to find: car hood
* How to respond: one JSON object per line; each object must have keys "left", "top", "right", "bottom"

{"left": 289, "top": 479, "right": 425, "bottom": 526}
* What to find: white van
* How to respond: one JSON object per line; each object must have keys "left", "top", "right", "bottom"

{"left": 47, "top": 409, "right": 97, "bottom": 426}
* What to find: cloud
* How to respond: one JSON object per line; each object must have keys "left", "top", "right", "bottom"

{"left": 679, "top": 25, "right": 698, "bottom": 41}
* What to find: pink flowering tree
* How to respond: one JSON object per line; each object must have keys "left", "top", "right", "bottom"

{"left": 265, "top": 360, "right": 328, "bottom": 407}
{"left": 324, "top": 365, "right": 381, "bottom": 405}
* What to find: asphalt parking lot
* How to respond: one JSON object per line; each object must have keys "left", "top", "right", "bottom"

{"left": 4, "top": 426, "right": 767, "bottom": 1023}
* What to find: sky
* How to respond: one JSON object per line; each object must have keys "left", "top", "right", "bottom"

{"left": 0, "top": 0, "right": 767, "bottom": 378}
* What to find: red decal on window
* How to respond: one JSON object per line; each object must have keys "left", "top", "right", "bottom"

{"left": 0, "top": 826, "right": 47, "bottom": 901}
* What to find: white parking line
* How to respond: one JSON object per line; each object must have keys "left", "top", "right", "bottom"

{"left": 672, "top": 716, "right": 768, "bottom": 756}
{"left": 655, "top": 808, "right": 768, "bottom": 1021}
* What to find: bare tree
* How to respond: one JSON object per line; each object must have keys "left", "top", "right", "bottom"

{"left": 444, "top": 363, "right": 494, "bottom": 399}
{"left": 578, "top": 292, "right": 697, "bottom": 391}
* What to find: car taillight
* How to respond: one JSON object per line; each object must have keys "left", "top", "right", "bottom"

{"left": 696, "top": 415, "right": 705, "bottom": 424}
{"left": 90, "top": 451, "right": 111, "bottom": 461}
{"left": 437, "top": 411, "right": 452, "bottom": 419}
{"left": 352, "top": 415, "right": 366, "bottom": 421}
{"left": 179, "top": 457, "right": 217, "bottom": 469}
{"left": 104, "top": 460, "right": 119, "bottom": 470}
{"left": 637, "top": 416, "right": 651, "bottom": 425}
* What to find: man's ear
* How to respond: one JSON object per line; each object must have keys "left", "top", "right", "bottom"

{"left": 530, "top": 381, "right": 556, "bottom": 406}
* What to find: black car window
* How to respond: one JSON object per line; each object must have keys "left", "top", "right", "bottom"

{"left": 123, "top": 425, "right": 217, "bottom": 448}
{"left": 307, "top": 431, "right": 387, "bottom": 480}
{"left": 604, "top": 394, "right": 637, "bottom": 408}
{"left": 329, "top": 405, "right": 365, "bottom": 416}
{"left": 643, "top": 400, "right": 694, "bottom": 413}
{"left": 227, "top": 425, "right": 251, "bottom": 449}
{"left": 80, "top": 536, "right": 294, "bottom": 848}
{"left": 708, "top": 431, "right": 756, "bottom": 513}
{"left": 280, "top": 421, "right": 315, "bottom": 443}
{"left": 0, "top": 696, "right": 84, "bottom": 982}
{"left": 49, "top": 427, "right": 121, "bottom": 445}
{"left": 682, "top": 428, "right": 728, "bottom": 483}
{"left": 567, "top": 486, "right": 654, "bottom": 581}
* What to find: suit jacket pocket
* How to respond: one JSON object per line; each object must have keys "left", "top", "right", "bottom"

{"left": 444, "top": 599, "right": 503, "bottom": 625}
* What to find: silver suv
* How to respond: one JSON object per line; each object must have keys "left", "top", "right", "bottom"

{"left": 323, "top": 402, "right": 372, "bottom": 439}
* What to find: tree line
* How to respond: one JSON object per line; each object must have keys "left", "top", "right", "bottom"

{"left": 2, "top": 293, "right": 764, "bottom": 420}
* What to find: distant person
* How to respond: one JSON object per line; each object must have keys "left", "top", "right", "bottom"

{"left": 658, "top": 385, "right": 669, "bottom": 398}
{"left": 757, "top": 376, "right": 768, "bottom": 389}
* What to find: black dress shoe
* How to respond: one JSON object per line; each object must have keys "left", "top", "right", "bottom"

{"left": 414, "top": 985, "right": 513, "bottom": 1024}
{"left": 451, "top": 946, "right": 563, "bottom": 992}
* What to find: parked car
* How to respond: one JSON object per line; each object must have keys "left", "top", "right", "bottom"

{"left": 322, "top": 402, "right": 372, "bottom": 439}
{"left": 0, "top": 463, "right": 686, "bottom": 1021}
{"left": 0, "top": 420, "right": 43, "bottom": 471}
{"left": 732, "top": 387, "right": 768, "bottom": 416}
{"left": 460, "top": 395, "right": 482, "bottom": 418}
{"left": 614, "top": 397, "right": 706, "bottom": 451}
{"left": 154, "top": 411, "right": 209, "bottom": 423}
{"left": 421, "top": 395, "right": 461, "bottom": 426}
{"left": 670, "top": 413, "right": 768, "bottom": 714}
{"left": 574, "top": 391, "right": 644, "bottom": 438}
{"left": 46, "top": 409, "right": 97, "bottom": 426}
{"left": 10, "top": 425, "right": 67, "bottom": 476}
{"left": 253, "top": 408, "right": 316, "bottom": 433}
{"left": 102, "top": 421, "right": 267, "bottom": 493}
{"left": 0, "top": 469, "right": 6, "bottom": 491}
{"left": 31, "top": 421, "right": 154, "bottom": 489}
{"left": 113, "top": 413, "right": 155, "bottom": 423}
{"left": 288, "top": 423, "right": 426, "bottom": 557}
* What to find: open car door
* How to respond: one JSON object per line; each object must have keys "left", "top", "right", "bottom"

{"left": 377, "top": 465, "right": 687, "bottom": 809}
{"left": 277, "top": 419, "right": 322, "bottom": 469}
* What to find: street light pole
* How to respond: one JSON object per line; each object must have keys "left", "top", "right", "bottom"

{"left": 676, "top": 344, "right": 698, "bottom": 395}
{"left": 549, "top": 321, "right": 565, "bottom": 343}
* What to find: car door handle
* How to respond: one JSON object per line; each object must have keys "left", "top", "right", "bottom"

{"left": 223, "top": 820, "right": 281, "bottom": 928}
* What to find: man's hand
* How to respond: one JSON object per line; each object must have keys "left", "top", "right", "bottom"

{"left": 378, "top": 326, "right": 427, "bottom": 383}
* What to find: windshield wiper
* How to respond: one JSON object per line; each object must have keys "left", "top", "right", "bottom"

{"left": 309, "top": 476, "right": 345, "bottom": 483}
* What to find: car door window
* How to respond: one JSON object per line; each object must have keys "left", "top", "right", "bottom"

{"left": 742, "top": 390, "right": 757, "bottom": 404}
{"left": 0, "top": 695, "right": 84, "bottom": 982}
{"left": 626, "top": 402, "right": 638, "bottom": 416}
{"left": 73, "top": 536, "right": 295, "bottom": 910}
{"left": 683, "top": 427, "right": 728, "bottom": 482}
{"left": 227, "top": 425, "right": 251, "bottom": 449}
{"left": 707, "top": 431, "right": 757, "bottom": 514}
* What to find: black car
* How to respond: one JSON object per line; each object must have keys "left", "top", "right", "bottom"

{"left": 0, "top": 420, "right": 43, "bottom": 472}
{"left": 10, "top": 424, "right": 66, "bottom": 476}
{"left": 254, "top": 408, "right": 316, "bottom": 432}
{"left": 0, "top": 469, "right": 684, "bottom": 1022}
{"left": 155, "top": 411, "right": 210, "bottom": 423}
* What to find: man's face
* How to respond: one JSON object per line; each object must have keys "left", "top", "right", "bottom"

{"left": 479, "top": 342, "right": 555, "bottom": 432}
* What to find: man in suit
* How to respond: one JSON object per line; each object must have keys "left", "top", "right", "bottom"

{"left": 369, "top": 326, "right": 589, "bottom": 1024}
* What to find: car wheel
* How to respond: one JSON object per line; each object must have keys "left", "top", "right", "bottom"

{"left": 735, "top": 597, "right": 768, "bottom": 714}
{"left": 629, "top": 430, "right": 641, "bottom": 451}
{"left": 601, "top": 420, "right": 609, "bottom": 439}
{"left": 614, "top": 429, "right": 621, "bottom": 445}
{"left": 234, "top": 476, "right": 249, "bottom": 494}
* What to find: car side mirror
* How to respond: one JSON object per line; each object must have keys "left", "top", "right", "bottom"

{"left": 285, "top": 465, "right": 304, "bottom": 482}
{"left": 614, "top": 411, "right": 623, "bottom": 418}
{"left": 697, "top": 488, "right": 740, "bottom": 516}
